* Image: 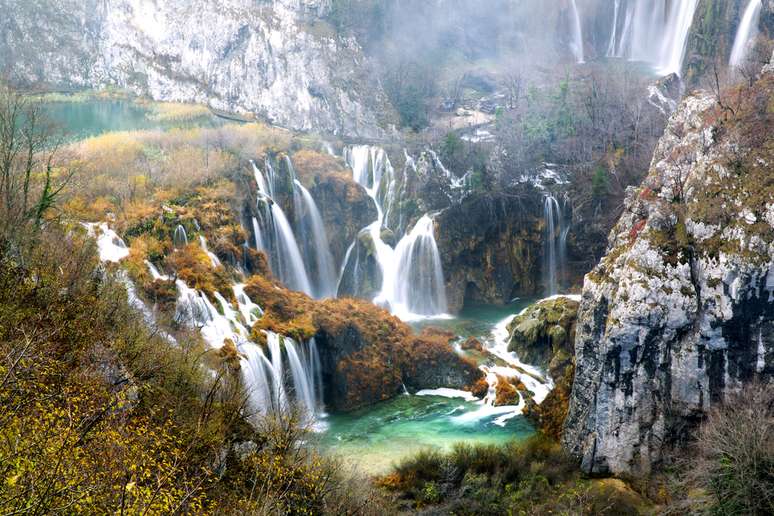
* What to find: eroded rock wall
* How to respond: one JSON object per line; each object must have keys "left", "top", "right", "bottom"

{"left": 0, "top": 0, "right": 392, "bottom": 136}
{"left": 562, "top": 68, "right": 774, "bottom": 476}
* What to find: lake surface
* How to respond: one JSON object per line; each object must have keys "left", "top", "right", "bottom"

{"left": 41, "top": 97, "right": 226, "bottom": 141}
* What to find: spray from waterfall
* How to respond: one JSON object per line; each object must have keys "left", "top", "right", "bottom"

{"left": 729, "top": 0, "right": 763, "bottom": 69}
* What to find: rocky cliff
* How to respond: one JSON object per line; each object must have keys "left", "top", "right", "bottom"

{"left": 0, "top": 0, "right": 392, "bottom": 136}
{"left": 562, "top": 64, "right": 774, "bottom": 476}
{"left": 436, "top": 191, "right": 545, "bottom": 313}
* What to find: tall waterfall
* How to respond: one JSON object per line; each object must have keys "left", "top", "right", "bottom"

{"left": 252, "top": 160, "right": 322, "bottom": 296}
{"left": 606, "top": 0, "right": 621, "bottom": 57}
{"left": 240, "top": 332, "right": 323, "bottom": 419}
{"left": 342, "top": 146, "right": 448, "bottom": 319}
{"left": 607, "top": 0, "right": 699, "bottom": 76}
{"left": 569, "top": 0, "right": 585, "bottom": 64}
{"left": 294, "top": 180, "right": 337, "bottom": 298}
{"left": 729, "top": 0, "right": 763, "bottom": 68}
{"left": 543, "top": 195, "right": 568, "bottom": 296}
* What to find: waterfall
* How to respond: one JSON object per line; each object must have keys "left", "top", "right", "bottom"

{"left": 543, "top": 195, "right": 568, "bottom": 296}
{"left": 569, "top": 0, "right": 585, "bottom": 63}
{"left": 199, "top": 235, "right": 221, "bottom": 268}
{"left": 250, "top": 160, "right": 313, "bottom": 296}
{"left": 285, "top": 339, "right": 319, "bottom": 416}
{"left": 173, "top": 224, "right": 188, "bottom": 248}
{"left": 606, "top": 0, "right": 621, "bottom": 57}
{"left": 269, "top": 202, "right": 313, "bottom": 295}
{"left": 342, "top": 145, "right": 448, "bottom": 319}
{"left": 608, "top": 0, "right": 699, "bottom": 76}
{"left": 250, "top": 159, "right": 336, "bottom": 299}
{"left": 268, "top": 333, "right": 289, "bottom": 412}
{"left": 378, "top": 215, "right": 448, "bottom": 318}
{"left": 730, "top": 0, "right": 762, "bottom": 68}
{"left": 239, "top": 333, "right": 323, "bottom": 419}
{"left": 294, "top": 180, "right": 337, "bottom": 298}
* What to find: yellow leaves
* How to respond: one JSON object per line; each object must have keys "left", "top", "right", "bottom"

{"left": 5, "top": 474, "right": 20, "bottom": 488}
{"left": 146, "top": 102, "right": 210, "bottom": 123}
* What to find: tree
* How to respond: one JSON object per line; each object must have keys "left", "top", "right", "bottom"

{"left": 0, "top": 85, "right": 73, "bottom": 255}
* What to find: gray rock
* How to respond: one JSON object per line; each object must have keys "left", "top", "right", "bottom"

{"left": 0, "top": 0, "right": 392, "bottom": 137}
{"left": 562, "top": 78, "right": 774, "bottom": 476}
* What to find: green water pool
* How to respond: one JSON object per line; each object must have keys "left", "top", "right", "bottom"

{"left": 318, "top": 301, "right": 538, "bottom": 474}
{"left": 39, "top": 97, "right": 226, "bottom": 141}
{"left": 316, "top": 393, "right": 534, "bottom": 474}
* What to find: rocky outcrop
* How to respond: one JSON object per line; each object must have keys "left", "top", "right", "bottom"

{"left": 243, "top": 275, "right": 484, "bottom": 412}
{"left": 436, "top": 191, "right": 545, "bottom": 313}
{"left": 563, "top": 69, "right": 774, "bottom": 476}
{"left": 0, "top": 0, "right": 393, "bottom": 136}
{"left": 508, "top": 296, "right": 579, "bottom": 380}
{"left": 506, "top": 297, "right": 580, "bottom": 440}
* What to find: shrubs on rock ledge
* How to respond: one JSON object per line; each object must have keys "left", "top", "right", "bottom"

{"left": 242, "top": 276, "right": 484, "bottom": 411}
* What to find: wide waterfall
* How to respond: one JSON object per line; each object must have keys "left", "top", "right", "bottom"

{"left": 730, "top": 0, "right": 763, "bottom": 68}
{"left": 608, "top": 0, "right": 699, "bottom": 76}
{"left": 240, "top": 333, "right": 323, "bottom": 419}
{"left": 543, "top": 195, "right": 568, "bottom": 296}
{"left": 569, "top": 0, "right": 585, "bottom": 64}
{"left": 342, "top": 145, "right": 449, "bottom": 319}
{"left": 378, "top": 215, "right": 448, "bottom": 317}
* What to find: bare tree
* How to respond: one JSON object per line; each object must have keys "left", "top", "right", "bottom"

{"left": 0, "top": 84, "right": 74, "bottom": 254}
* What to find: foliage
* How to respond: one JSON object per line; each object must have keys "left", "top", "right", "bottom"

{"left": 382, "top": 435, "right": 650, "bottom": 514}
{"left": 671, "top": 383, "right": 774, "bottom": 516}
{"left": 0, "top": 85, "right": 74, "bottom": 256}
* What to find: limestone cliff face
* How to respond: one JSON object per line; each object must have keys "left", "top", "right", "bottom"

{"left": 562, "top": 69, "right": 774, "bottom": 476}
{"left": 0, "top": 0, "right": 392, "bottom": 136}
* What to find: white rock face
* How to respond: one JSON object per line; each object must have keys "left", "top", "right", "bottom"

{"left": 0, "top": 0, "right": 390, "bottom": 137}
{"left": 562, "top": 69, "right": 774, "bottom": 476}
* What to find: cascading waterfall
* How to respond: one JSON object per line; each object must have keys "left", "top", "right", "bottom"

{"left": 239, "top": 332, "right": 323, "bottom": 419}
{"left": 250, "top": 160, "right": 314, "bottom": 296}
{"left": 569, "top": 0, "right": 585, "bottom": 63}
{"left": 294, "top": 180, "right": 337, "bottom": 298}
{"left": 729, "top": 0, "right": 763, "bottom": 68}
{"left": 543, "top": 195, "right": 568, "bottom": 296}
{"left": 342, "top": 145, "right": 448, "bottom": 319}
{"left": 607, "top": 0, "right": 699, "bottom": 76}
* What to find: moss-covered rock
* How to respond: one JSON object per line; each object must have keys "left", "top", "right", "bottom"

{"left": 507, "top": 296, "right": 579, "bottom": 379}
